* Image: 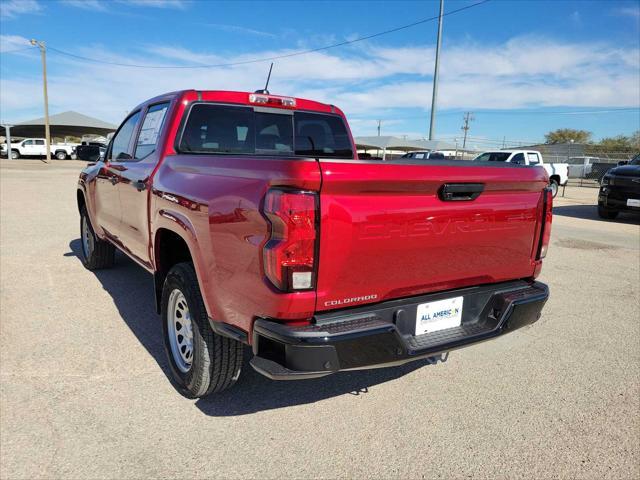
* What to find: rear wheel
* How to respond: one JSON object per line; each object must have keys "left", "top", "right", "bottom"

{"left": 549, "top": 179, "right": 559, "bottom": 198}
{"left": 55, "top": 150, "right": 67, "bottom": 160}
{"left": 598, "top": 205, "right": 618, "bottom": 219}
{"left": 80, "top": 206, "right": 115, "bottom": 269}
{"left": 162, "top": 262, "right": 243, "bottom": 398}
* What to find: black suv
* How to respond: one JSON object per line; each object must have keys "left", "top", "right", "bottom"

{"left": 598, "top": 154, "right": 640, "bottom": 219}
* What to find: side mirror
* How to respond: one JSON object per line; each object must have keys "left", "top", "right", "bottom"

{"left": 617, "top": 160, "right": 628, "bottom": 166}
{"left": 116, "top": 152, "right": 132, "bottom": 161}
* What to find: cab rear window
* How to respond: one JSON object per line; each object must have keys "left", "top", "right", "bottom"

{"left": 179, "top": 103, "right": 353, "bottom": 158}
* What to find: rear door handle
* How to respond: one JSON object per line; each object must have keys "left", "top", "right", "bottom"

{"left": 439, "top": 183, "right": 484, "bottom": 201}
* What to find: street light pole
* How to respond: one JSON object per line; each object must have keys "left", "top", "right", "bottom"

{"left": 30, "top": 39, "right": 51, "bottom": 163}
{"left": 428, "top": 0, "right": 444, "bottom": 141}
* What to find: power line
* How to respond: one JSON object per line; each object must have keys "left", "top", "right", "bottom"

{"left": 45, "top": 0, "right": 491, "bottom": 69}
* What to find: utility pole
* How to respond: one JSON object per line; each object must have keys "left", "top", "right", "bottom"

{"left": 377, "top": 119, "right": 382, "bottom": 136}
{"left": 30, "top": 39, "right": 51, "bottom": 163}
{"left": 461, "top": 111, "right": 474, "bottom": 149}
{"left": 428, "top": 0, "right": 444, "bottom": 141}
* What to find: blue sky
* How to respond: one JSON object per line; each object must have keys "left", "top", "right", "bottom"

{"left": 1, "top": 0, "right": 639, "bottom": 148}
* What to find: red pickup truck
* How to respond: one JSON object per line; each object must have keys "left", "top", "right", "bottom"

{"left": 77, "top": 90, "right": 552, "bottom": 398}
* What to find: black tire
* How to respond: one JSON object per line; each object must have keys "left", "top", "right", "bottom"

{"left": 162, "top": 262, "right": 243, "bottom": 398}
{"left": 598, "top": 205, "right": 618, "bottom": 219}
{"left": 10, "top": 150, "right": 19, "bottom": 160}
{"left": 549, "top": 179, "right": 559, "bottom": 198}
{"left": 55, "top": 150, "right": 67, "bottom": 160}
{"left": 80, "top": 206, "right": 115, "bottom": 269}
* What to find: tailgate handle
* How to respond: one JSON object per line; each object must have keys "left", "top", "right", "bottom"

{"left": 439, "top": 183, "right": 484, "bottom": 201}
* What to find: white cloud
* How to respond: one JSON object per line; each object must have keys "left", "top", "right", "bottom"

{"left": 60, "top": 0, "right": 108, "bottom": 11}
{"left": 123, "top": 0, "right": 186, "bottom": 7}
{"left": 61, "top": 0, "right": 187, "bottom": 12}
{"left": 1, "top": 35, "right": 638, "bottom": 129}
{"left": 203, "top": 23, "right": 276, "bottom": 38}
{"left": 0, "top": 0, "right": 41, "bottom": 18}
{"left": 614, "top": 5, "right": 640, "bottom": 19}
{"left": 0, "top": 34, "right": 32, "bottom": 52}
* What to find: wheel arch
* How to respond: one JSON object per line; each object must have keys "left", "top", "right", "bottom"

{"left": 549, "top": 174, "right": 561, "bottom": 183}
{"left": 153, "top": 227, "right": 197, "bottom": 314}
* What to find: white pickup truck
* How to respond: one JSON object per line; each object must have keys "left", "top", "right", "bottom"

{"left": 473, "top": 150, "right": 569, "bottom": 197}
{"left": 1, "top": 138, "right": 79, "bottom": 160}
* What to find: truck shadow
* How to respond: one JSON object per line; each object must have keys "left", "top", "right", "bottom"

{"left": 195, "top": 351, "right": 433, "bottom": 416}
{"left": 66, "top": 239, "right": 436, "bottom": 416}
{"left": 553, "top": 205, "right": 640, "bottom": 225}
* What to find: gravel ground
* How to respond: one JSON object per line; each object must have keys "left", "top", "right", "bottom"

{"left": 1, "top": 160, "right": 639, "bottom": 479}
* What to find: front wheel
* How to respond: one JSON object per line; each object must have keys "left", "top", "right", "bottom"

{"left": 549, "top": 179, "right": 559, "bottom": 198}
{"left": 162, "top": 262, "right": 243, "bottom": 398}
{"left": 55, "top": 150, "right": 67, "bottom": 160}
{"left": 10, "top": 150, "right": 19, "bottom": 159}
{"left": 80, "top": 206, "right": 115, "bottom": 269}
{"left": 598, "top": 205, "right": 618, "bottom": 219}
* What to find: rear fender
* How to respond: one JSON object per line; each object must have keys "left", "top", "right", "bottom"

{"left": 151, "top": 209, "right": 221, "bottom": 319}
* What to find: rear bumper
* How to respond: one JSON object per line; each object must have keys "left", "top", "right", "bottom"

{"left": 250, "top": 280, "right": 549, "bottom": 380}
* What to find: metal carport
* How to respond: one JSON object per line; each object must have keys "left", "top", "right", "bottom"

{"left": 354, "top": 136, "right": 456, "bottom": 160}
{"left": 1, "top": 111, "right": 117, "bottom": 139}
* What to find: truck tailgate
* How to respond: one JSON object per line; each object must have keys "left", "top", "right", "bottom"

{"left": 316, "top": 160, "right": 548, "bottom": 311}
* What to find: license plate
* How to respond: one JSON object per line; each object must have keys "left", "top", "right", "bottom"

{"left": 415, "top": 296, "right": 464, "bottom": 335}
{"left": 627, "top": 199, "right": 640, "bottom": 207}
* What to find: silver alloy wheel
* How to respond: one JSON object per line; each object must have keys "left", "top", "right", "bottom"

{"left": 550, "top": 181, "right": 558, "bottom": 198}
{"left": 10, "top": 151, "right": 18, "bottom": 159}
{"left": 81, "top": 215, "right": 94, "bottom": 259}
{"left": 167, "top": 289, "right": 194, "bottom": 373}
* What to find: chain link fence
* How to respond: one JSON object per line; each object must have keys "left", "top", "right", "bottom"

{"left": 549, "top": 151, "right": 636, "bottom": 187}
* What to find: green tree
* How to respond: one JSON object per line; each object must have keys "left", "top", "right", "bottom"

{"left": 544, "top": 128, "right": 592, "bottom": 144}
{"left": 585, "top": 131, "right": 640, "bottom": 155}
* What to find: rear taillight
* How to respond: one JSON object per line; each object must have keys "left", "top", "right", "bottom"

{"left": 538, "top": 188, "right": 553, "bottom": 259}
{"left": 262, "top": 189, "right": 318, "bottom": 292}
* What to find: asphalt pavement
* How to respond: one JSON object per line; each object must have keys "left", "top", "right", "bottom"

{"left": 1, "top": 160, "right": 638, "bottom": 479}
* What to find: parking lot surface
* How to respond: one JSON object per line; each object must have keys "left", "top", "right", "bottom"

{"left": 1, "top": 160, "right": 638, "bottom": 479}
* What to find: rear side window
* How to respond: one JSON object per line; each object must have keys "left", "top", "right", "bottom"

{"left": 135, "top": 102, "right": 169, "bottom": 159}
{"left": 511, "top": 153, "right": 526, "bottom": 164}
{"left": 527, "top": 153, "right": 540, "bottom": 165}
{"left": 179, "top": 103, "right": 353, "bottom": 158}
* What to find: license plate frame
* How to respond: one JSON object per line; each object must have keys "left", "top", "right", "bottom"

{"left": 415, "top": 296, "right": 464, "bottom": 335}
{"left": 627, "top": 199, "right": 640, "bottom": 207}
